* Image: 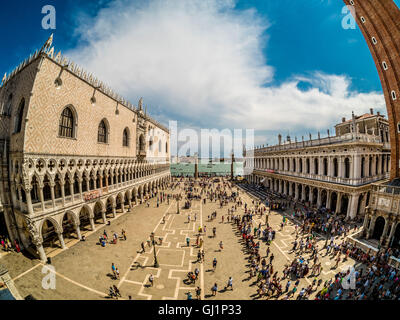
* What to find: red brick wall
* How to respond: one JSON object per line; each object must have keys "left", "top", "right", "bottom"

{"left": 343, "top": 0, "right": 400, "bottom": 179}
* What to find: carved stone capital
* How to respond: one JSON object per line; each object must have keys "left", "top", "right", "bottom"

{"left": 31, "top": 236, "right": 43, "bottom": 247}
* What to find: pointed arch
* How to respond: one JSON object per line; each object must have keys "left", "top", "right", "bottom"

{"left": 59, "top": 105, "right": 77, "bottom": 138}
{"left": 98, "top": 118, "right": 109, "bottom": 143}
{"left": 14, "top": 98, "right": 25, "bottom": 133}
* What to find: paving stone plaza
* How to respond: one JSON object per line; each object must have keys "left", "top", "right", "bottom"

{"left": 0, "top": 178, "right": 362, "bottom": 300}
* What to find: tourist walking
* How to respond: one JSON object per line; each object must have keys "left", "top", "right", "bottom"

{"left": 225, "top": 277, "right": 233, "bottom": 290}
{"left": 149, "top": 274, "right": 154, "bottom": 287}
{"left": 211, "top": 283, "right": 218, "bottom": 296}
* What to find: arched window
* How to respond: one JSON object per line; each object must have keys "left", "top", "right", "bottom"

{"left": 333, "top": 158, "right": 338, "bottom": 177}
{"left": 123, "top": 128, "right": 129, "bottom": 147}
{"left": 361, "top": 157, "right": 366, "bottom": 178}
{"left": 98, "top": 120, "right": 108, "bottom": 143}
{"left": 14, "top": 98, "right": 25, "bottom": 133}
{"left": 323, "top": 158, "right": 328, "bottom": 176}
{"left": 59, "top": 107, "right": 75, "bottom": 138}
{"left": 344, "top": 158, "right": 350, "bottom": 179}
{"left": 314, "top": 158, "right": 319, "bottom": 175}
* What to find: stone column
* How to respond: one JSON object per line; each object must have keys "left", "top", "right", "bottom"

{"left": 362, "top": 214, "right": 370, "bottom": 234}
{"left": 50, "top": 182, "right": 56, "bottom": 208}
{"left": 326, "top": 191, "right": 332, "bottom": 210}
{"left": 39, "top": 184, "right": 45, "bottom": 211}
{"left": 365, "top": 156, "right": 370, "bottom": 177}
{"left": 85, "top": 177, "right": 90, "bottom": 192}
{"left": 339, "top": 158, "right": 344, "bottom": 178}
{"left": 24, "top": 186, "right": 34, "bottom": 215}
{"left": 328, "top": 157, "right": 332, "bottom": 177}
{"left": 301, "top": 185, "right": 306, "bottom": 201}
{"left": 102, "top": 210, "right": 107, "bottom": 224}
{"left": 294, "top": 183, "right": 299, "bottom": 200}
{"left": 60, "top": 180, "right": 65, "bottom": 206}
{"left": 310, "top": 158, "right": 314, "bottom": 176}
{"left": 359, "top": 193, "right": 368, "bottom": 215}
{"left": 75, "top": 223, "right": 82, "bottom": 241}
{"left": 353, "top": 155, "right": 361, "bottom": 180}
{"left": 33, "top": 237, "right": 47, "bottom": 262}
{"left": 371, "top": 157, "right": 376, "bottom": 176}
{"left": 99, "top": 175, "right": 103, "bottom": 189}
{"left": 347, "top": 194, "right": 360, "bottom": 220}
{"left": 335, "top": 193, "right": 342, "bottom": 214}
{"left": 90, "top": 217, "right": 95, "bottom": 231}
{"left": 379, "top": 218, "right": 390, "bottom": 245}
{"left": 57, "top": 232, "right": 66, "bottom": 249}
{"left": 366, "top": 216, "right": 377, "bottom": 239}
{"left": 318, "top": 157, "right": 323, "bottom": 176}
{"left": 385, "top": 221, "right": 397, "bottom": 247}
{"left": 69, "top": 181, "right": 74, "bottom": 203}
{"left": 349, "top": 157, "right": 354, "bottom": 183}
{"left": 112, "top": 205, "right": 117, "bottom": 218}
{"left": 78, "top": 178, "right": 83, "bottom": 198}
{"left": 377, "top": 155, "right": 382, "bottom": 175}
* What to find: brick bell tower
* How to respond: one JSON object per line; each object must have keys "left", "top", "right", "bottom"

{"left": 343, "top": 0, "right": 400, "bottom": 180}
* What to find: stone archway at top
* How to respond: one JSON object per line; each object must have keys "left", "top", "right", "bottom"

{"left": 344, "top": 0, "right": 400, "bottom": 179}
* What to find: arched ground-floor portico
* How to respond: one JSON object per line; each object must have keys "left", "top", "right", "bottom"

{"left": 247, "top": 172, "right": 372, "bottom": 221}
{"left": 22, "top": 173, "right": 171, "bottom": 262}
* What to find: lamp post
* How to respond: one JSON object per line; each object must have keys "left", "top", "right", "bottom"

{"left": 177, "top": 198, "right": 180, "bottom": 214}
{"left": 150, "top": 232, "right": 159, "bottom": 268}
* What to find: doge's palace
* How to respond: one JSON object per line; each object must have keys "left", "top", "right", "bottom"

{"left": 0, "top": 35, "right": 171, "bottom": 262}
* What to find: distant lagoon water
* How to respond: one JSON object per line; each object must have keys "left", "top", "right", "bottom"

{"left": 170, "top": 162, "right": 244, "bottom": 177}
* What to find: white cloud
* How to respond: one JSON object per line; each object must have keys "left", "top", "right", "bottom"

{"left": 67, "top": 0, "right": 385, "bottom": 135}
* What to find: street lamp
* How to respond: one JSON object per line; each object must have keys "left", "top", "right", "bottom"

{"left": 177, "top": 198, "right": 180, "bottom": 214}
{"left": 150, "top": 232, "right": 159, "bottom": 268}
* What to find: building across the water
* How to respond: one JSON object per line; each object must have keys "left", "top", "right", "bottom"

{"left": 0, "top": 35, "right": 171, "bottom": 262}
{"left": 244, "top": 109, "right": 391, "bottom": 221}
{"left": 171, "top": 156, "right": 244, "bottom": 177}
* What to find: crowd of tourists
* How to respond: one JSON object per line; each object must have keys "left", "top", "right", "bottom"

{"left": 233, "top": 182, "right": 400, "bottom": 300}
{"left": 101, "top": 175, "right": 400, "bottom": 300}
{"left": 0, "top": 235, "right": 21, "bottom": 254}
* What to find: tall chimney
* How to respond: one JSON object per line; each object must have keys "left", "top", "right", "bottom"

{"left": 370, "top": 108, "right": 374, "bottom": 115}
{"left": 278, "top": 134, "right": 282, "bottom": 145}
{"left": 342, "top": 117, "right": 346, "bottom": 123}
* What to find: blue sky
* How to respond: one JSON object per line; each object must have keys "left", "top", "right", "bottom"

{"left": 1, "top": 0, "right": 398, "bottom": 156}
